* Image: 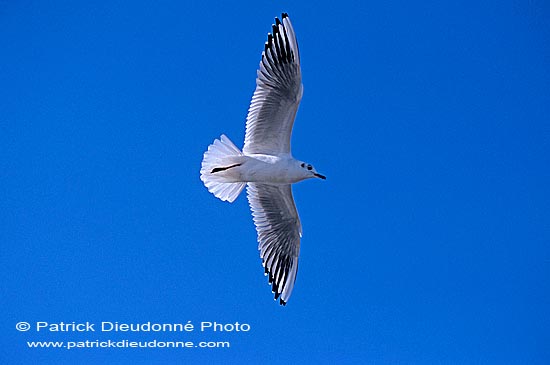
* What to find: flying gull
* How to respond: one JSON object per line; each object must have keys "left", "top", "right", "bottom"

{"left": 200, "top": 13, "right": 325, "bottom": 305}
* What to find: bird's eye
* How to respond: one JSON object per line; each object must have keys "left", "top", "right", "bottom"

{"left": 301, "top": 163, "right": 305, "bottom": 168}
{"left": 307, "top": 165, "right": 312, "bottom": 170}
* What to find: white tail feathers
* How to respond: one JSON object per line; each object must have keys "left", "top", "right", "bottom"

{"left": 200, "top": 135, "right": 246, "bottom": 203}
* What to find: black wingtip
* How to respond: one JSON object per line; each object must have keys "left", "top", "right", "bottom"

{"left": 275, "top": 17, "right": 281, "bottom": 26}
{"left": 280, "top": 299, "right": 287, "bottom": 306}
{"left": 282, "top": 13, "right": 288, "bottom": 19}
{"left": 265, "top": 33, "right": 273, "bottom": 52}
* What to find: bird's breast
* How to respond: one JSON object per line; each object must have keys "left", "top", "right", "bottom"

{"left": 241, "top": 155, "right": 301, "bottom": 184}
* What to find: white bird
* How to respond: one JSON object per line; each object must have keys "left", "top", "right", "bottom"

{"left": 200, "top": 13, "right": 325, "bottom": 305}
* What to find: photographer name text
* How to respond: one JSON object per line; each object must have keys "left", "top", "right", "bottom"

{"left": 16, "top": 321, "right": 250, "bottom": 333}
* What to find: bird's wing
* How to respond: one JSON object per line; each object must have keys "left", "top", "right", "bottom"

{"left": 246, "top": 183, "right": 302, "bottom": 305}
{"left": 243, "top": 13, "right": 303, "bottom": 156}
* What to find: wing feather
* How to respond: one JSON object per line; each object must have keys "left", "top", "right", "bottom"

{"left": 246, "top": 183, "right": 302, "bottom": 305}
{"left": 243, "top": 14, "right": 303, "bottom": 155}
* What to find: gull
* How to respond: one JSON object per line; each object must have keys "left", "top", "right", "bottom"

{"left": 200, "top": 13, "right": 325, "bottom": 305}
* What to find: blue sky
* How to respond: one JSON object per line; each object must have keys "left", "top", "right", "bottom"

{"left": 1, "top": 1, "right": 549, "bottom": 364}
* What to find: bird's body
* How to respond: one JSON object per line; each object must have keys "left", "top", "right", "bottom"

{"left": 200, "top": 13, "right": 324, "bottom": 305}
{"left": 209, "top": 152, "right": 315, "bottom": 184}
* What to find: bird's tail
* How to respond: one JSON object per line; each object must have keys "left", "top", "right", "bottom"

{"left": 200, "top": 134, "right": 246, "bottom": 203}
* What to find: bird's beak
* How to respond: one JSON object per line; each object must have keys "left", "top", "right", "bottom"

{"left": 314, "top": 173, "right": 326, "bottom": 180}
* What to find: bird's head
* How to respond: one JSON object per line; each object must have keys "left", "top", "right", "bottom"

{"left": 299, "top": 161, "right": 326, "bottom": 180}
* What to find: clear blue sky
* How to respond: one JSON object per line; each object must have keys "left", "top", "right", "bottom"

{"left": 2, "top": 1, "right": 549, "bottom": 364}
